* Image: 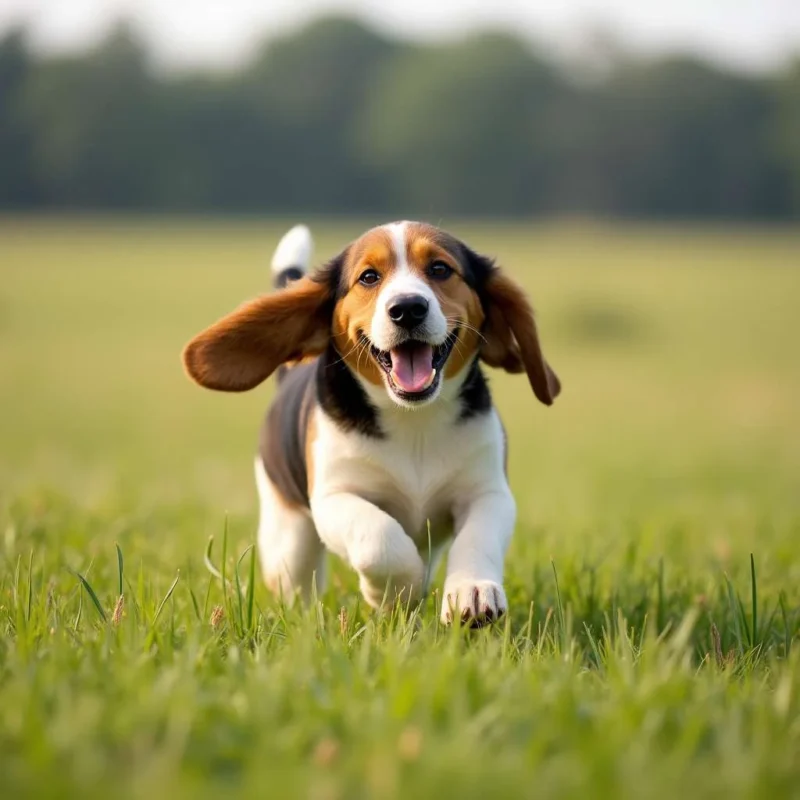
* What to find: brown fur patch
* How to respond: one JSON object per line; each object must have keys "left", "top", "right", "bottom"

{"left": 331, "top": 227, "right": 399, "bottom": 387}
{"left": 305, "top": 403, "right": 317, "bottom": 498}
{"left": 481, "top": 271, "right": 560, "bottom": 405}
{"left": 405, "top": 224, "right": 465, "bottom": 278}
{"left": 346, "top": 227, "right": 397, "bottom": 280}
{"left": 183, "top": 276, "right": 332, "bottom": 392}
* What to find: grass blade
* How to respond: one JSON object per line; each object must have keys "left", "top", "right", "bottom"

{"left": 153, "top": 572, "right": 180, "bottom": 625}
{"left": 74, "top": 588, "right": 83, "bottom": 630}
{"left": 202, "top": 576, "right": 213, "bottom": 622}
{"left": 26, "top": 550, "right": 34, "bottom": 623}
{"left": 221, "top": 516, "right": 232, "bottom": 622}
{"left": 235, "top": 545, "right": 254, "bottom": 633}
{"left": 779, "top": 591, "right": 791, "bottom": 657}
{"left": 750, "top": 553, "right": 758, "bottom": 648}
{"left": 67, "top": 568, "right": 107, "bottom": 623}
{"left": 723, "top": 572, "right": 752, "bottom": 652}
{"left": 188, "top": 586, "right": 202, "bottom": 623}
{"left": 203, "top": 536, "right": 223, "bottom": 581}
{"left": 551, "top": 559, "right": 567, "bottom": 652}
{"left": 13, "top": 555, "right": 21, "bottom": 614}
{"left": 246, "top": 542, "right": 256, "bottom": 633}
{"left": 116, "top": 543, "right": 124, "bottom": 597}
{"left": 583, "top": 622, "right": 604, "bottom": 669}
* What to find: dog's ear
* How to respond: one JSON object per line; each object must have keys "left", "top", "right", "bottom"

{"left": 479, "top": 266, "right": 560, "bottom": 406}
{"left": 183, "top": 274, "right": 334, "bottom": 392}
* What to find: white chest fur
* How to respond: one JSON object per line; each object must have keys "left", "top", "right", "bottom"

{"left": 309, "top": 403, "right": 505, "bottom": 546}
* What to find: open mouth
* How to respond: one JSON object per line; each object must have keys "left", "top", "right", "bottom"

{"left": 366, "top": 329, "right": 459, "bottom": 401}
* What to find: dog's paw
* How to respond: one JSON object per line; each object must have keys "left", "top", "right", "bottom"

{"left": 441, "top": 580, "right": 507, "bottom": 627}
{"left": 351, "top": 530, "right": 426, "bottom": 611}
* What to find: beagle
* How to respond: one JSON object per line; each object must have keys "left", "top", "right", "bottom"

{"left": 183, "top": 222, "right": 560, "bottom": 626}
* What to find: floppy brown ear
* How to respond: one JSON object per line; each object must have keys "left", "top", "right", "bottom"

{"left": 182, "top": 275, "right": 332, "bottom": 392}
{"left": 480, "top": 269, "right": 561, "bottom": 406}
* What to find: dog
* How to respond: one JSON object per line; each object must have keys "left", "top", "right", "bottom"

{"left": 183, "top": 222, "right": 560, "bottom": 626}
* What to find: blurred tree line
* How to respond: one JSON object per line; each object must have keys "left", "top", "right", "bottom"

{"left": 1, "top": 17, "right": 799, "bottom": 218}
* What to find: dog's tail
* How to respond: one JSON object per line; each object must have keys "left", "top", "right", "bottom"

{"left": 271, "top": 223, "right": 313, "bottom": 291}
{"left": 271, "top": 224, "right": 314, "bottom": 384}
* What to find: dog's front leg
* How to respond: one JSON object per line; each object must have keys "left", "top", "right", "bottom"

{"left": 441, "top": 487, "right": 516, "bottom": 626}
{"left": 312, "top": 492, "right": 426, "bottom": 609}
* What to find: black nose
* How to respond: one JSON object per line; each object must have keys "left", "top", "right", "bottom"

{"left": 388, "top": 294, "right": 429, "bottom": 329}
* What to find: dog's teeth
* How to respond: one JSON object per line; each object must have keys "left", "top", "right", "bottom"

{"left": 423, "top": 368, "right": 437, "bottom": 390}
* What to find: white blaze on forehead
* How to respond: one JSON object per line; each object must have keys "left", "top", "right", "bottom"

{"left": 386, "top": 221, "right": 410, "bottom": 273}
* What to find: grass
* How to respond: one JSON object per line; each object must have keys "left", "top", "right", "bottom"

{"left": 1, "top": 216, "right": 800, "bottom": 798}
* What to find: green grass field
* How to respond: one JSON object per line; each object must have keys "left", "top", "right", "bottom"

{"left": 2, "top": 217, "right": 800, "bottom": 799}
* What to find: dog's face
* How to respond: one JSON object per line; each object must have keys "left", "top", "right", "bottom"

{"left": 183, "top": 221, "right": 560, "bottom": 408}
{"left": 330, "top": 222, "right": 486, "bottom": 407}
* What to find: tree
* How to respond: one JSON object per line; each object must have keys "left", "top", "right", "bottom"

{"left": 23, "top": 24, "right": 158, "bottom": 207}
{"left": 0, "top": 29, "right": 38, "bottom": 207}
{"left": 0, "top": 17, "right": 795, "bottom": 218}
{"left": 773, "top": 59, "right": 800, "bottom": 214}
{"left": 357, "top": 32, "right": 564, "bottom": 216}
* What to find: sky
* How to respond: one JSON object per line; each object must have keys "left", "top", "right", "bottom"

{"left": 1, "top": 0, "right": 800, "bottom": 72}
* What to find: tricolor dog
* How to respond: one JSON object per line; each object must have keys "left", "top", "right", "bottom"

{"left": 183, "top": 222, "right": 560, "bottom": 626}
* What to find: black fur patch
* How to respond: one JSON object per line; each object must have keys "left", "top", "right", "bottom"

{"left": 316, "top": 343, "right": 384, "bottom": 438}
{"left": 311, "top": 250, "right": 348, "bottom": 300}
{"left": 259, "top": 361, "right": 316, "bottom": 508}
{"left": 458, "top": 359, "right": 493, "bottom": 421}
{"left": 274, "top": 266, "right": 305, "bottom": 289}
{"left": 459, "top": 245, "right": 496, "bottom": 312}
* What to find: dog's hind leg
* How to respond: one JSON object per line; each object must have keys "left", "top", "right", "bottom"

{"left": 254, "top": 456, "right": 325, "bottom": 602}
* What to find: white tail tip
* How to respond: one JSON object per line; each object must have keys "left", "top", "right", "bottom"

{"left": 271, "top": 224, "right": 313, "bottom": 275}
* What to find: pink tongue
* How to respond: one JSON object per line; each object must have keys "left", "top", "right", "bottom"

{"left": 390, "top": 344, "right": 434, "bottom": 393}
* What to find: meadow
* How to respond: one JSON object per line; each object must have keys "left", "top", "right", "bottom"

{"left": 1, "top": 217, "right": 799, "bottom": 799}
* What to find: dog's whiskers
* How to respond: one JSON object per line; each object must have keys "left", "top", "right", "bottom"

{"left": 444, "top": 317, "right": 487, "bottom": 344}
{"left": 328, "top": 337, "right": 363, "bottom": 367}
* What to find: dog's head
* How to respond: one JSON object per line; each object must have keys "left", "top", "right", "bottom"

{"left": 183, "top": 221, "right": 560, "bottom": 408}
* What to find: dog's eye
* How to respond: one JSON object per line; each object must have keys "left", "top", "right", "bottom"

{"left": 428, "top": 261, "right": 453, "bottom": 280}
{"left": 359, "top": 268, "right": 381, "bottom": 286}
